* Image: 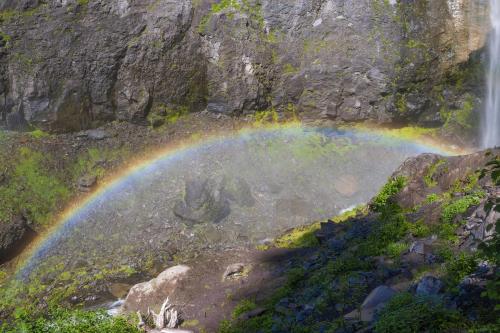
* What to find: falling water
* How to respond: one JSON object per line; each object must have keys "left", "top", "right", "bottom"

{"left": 483, "top": 0, "right": 500, "bottom": 148}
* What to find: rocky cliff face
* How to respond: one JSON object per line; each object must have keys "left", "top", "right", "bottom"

{"left": 0, "top": 0, "right": 491, "bottom": 132}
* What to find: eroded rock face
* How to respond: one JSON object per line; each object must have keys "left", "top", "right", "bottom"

{"left": 0, "top": 0, "right": 491, "bottom": 132}
{"left": 0, "top": 0, "right": 206, "bottom": 132}
{"left": 0, "top": 215, "right": 36, "bottom": 264}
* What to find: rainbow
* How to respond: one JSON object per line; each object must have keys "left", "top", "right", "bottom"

{"left": 13, "top": 123, "right": 468, "bottom": 278}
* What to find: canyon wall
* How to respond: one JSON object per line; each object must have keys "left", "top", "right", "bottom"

{"left": 0, "top": 0, "right": 491, "bottom": 132}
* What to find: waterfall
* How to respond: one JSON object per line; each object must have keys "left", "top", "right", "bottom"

{"left": 483, "top": 0, "right": 500, "bottom": 148}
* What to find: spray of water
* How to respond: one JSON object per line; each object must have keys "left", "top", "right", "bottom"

{"left": 483, "top": 0, "right": 500, "bottom": 148}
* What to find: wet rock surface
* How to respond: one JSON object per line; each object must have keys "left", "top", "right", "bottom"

{"left": 0, "top": 0, "right": 490, "bottom": 135}
{"left": 0, "top": 215, "right": 36, "bottom": 264}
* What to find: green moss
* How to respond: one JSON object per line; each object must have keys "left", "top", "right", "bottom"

{"left": 395, "top": 93, "right": 408, "bottom": 114}
{"left": 0, "top": 6, "right": 41, "bottom": 24}
{"left": 72, "top": 147, "right": 130, "bottom": 180}
{"left": 442, "top": 95, "right": 478, "bottom": 132}
{"left": 198, "top": 0, "right": 266, "bottom": 36}
{"left": 253, "top": 108, "right": 279, "bottom": 126}
{"left": 30, "top": 129, "right": 50, "bottom": 139}
{"left": 273, "top": 222, "right": 321, "bottom": 249}
{"left": 0, "top": 30, "right": 11, "bottom": 47}
{"left": 282, "top": 63, "right": 298, "bottom": 74}
{"left": 0, "top": 147, "right": 70, "bottom": 225}
{"left": 147, "top": 104, "right": 188, "bottom": 128}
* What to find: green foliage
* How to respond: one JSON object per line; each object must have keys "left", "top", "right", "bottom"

{"left": 374, "top": 293, "right": 466, "bottom": 333}
{"left": 72, "top": 147, "right": 129, "bottom": 180}
{"left": 477, "top": 154, "right": 500, "bottom": 313}
{"left": 231, "top": 299, "right": 257, "bottom": 320}
{"left": 0, "top": 6, "right": 40, "bottom": 24}
{"left": 30, "top": 129, "right": 50, "bottom": 139}
{"left": 330, "top": 205, "right": 366, "bottom": 223}
{"left": 443, "top": 252, "right": 477, "bottom": 288}
{"left": 283, "top": 63, "right": 299, "bottom": 74}
{"left": 441, "top": 193, "right": 483, "bottom": 225}
{"left": 385, "top": 242, "right": 409, "bottom": 258}
{"left": 370, "top": 176, "right": 407, "bottom": 213}
{"left": 1, "top": 308, "right": 140, "bottom": 333}
{"left": 0, "top": 30, "right": 11, "bottom": 47}
{"left": 423, "top": 159, "right": 446, "bottom": 187}
{"left": 407, "top": 219, "right": 431, "bottom": 238}
{"left": 424, "top": 193, "right": 440, "bottom": 203}
{"left": 273, "top": 222, "right": 320, "bottom": 249}
{"left": 77, "top": 0, "right": 90, "bottom": 5}
{"left": 198, "top": 0, "right": 265, "bottom": 34}
{"left": 0, "top": 147, "right": 70, "bottom": 224}
{"left": 442, "top": 95, "right": 478, "bottom": 132}
{"left": 147, "top": 104, "right": 188, "bottom": 128}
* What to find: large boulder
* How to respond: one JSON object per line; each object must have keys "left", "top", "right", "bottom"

{"left": 345, "top": 285, "right": 397, "bottom": 322}
{"left": 416, "top": 276, "right": 444, "bottom": 296}
{"left": 173, "top": 179, "right": 231, "bottom": 225}
{"left": 122, "top": 265, "right": 191, "bottom": 314}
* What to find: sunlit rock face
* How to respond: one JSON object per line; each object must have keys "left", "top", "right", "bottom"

{"left": 0, "top": 0, "right": 491, "bottom": 132}
{"left": 444, "top": 0, "right": 489, "bottom": 66}
{"left": 22, "top": 127, "right": 444, "bottom": 283}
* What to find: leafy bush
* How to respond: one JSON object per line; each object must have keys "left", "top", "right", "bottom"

{"left": 30, "top": 129, "right": 50, "bottom": 139}
{"left": 374, "top": 293, "right": 466, "bottom": 333}
{"left": 231, "top": 299, "right": 257, "bottom": 320}
{"left": 1, "top": 308, "right": 140, "bottom": 333}
{"left": 444, "top": 252, "right": 477, "bottom": 287}
{"left": 370, "top": 176, "right": 406, "bottom": 213}
{"left": 441, "top": 193, "right": 483, "bottom": 224}
{"left": 386, "top": 242, "right": 409, "bottom": 258}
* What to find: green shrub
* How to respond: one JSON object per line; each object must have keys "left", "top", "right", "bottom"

{"left": 386, "top": 242, "right": 409, "bottom": 258}
{"left": 444, "top": 252, "right": 477, "bottom": 288}
{"left": 371, "top": 176, "right": 407, "bottom": 213}
{"left": 232, "top": 299, "right": 257, "bottom": 320}
{"left": 374, "top": 293, "right": 466, "bottom": 333}
{"left": 30, "top": 129, "right": 50, "bottom": 139}
{"left": 1, "top": 308, "right": 140, "bottom": 333}
{"left": 441, "top": 193, "right": 483, "bottom": 224}
{"left": 408, "top": 220, "right": 431, "bottom": 238}
{"left": 424, "top": 159, "right": 446, "bottom": 187}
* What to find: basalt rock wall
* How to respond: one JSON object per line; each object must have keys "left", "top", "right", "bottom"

{"left": 0, "top": 0, "right": 491, "bottom": 132}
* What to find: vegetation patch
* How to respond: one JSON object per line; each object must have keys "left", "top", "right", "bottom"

{"left": 370, "top": 176, "right": 406, "bottom": 213}
{"left": 374, "top": 293, "right": 466, "bottom": 333}
{"left": 0, "top": 147, "right": 70, "bottom": 225}
{"left": 273, "top": 222, "right": 321, "bottom": 249}
{"left": 423, "top": 159, "right": 446, "bottom": 187}
{"left": 1, "top": 308, "right": 140, "bottom": 333}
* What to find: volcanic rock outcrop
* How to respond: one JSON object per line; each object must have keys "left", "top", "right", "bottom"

{"left": 0, "top": 0, "right": 491, "bottom": 132}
